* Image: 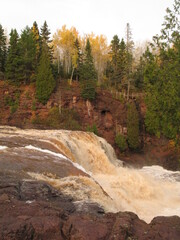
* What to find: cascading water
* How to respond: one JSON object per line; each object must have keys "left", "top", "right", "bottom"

{"left": 0, "top": 126, "right": 180, "bottom": 223}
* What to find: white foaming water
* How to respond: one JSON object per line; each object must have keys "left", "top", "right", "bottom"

{"left": 140, "top": 165, "right": 180, "bottom": 182}
{"left": 0, "top": 145, "right": 8, "bottom": 150}
{"left": 25, "top": 145, "right": 88, "bottom": 174}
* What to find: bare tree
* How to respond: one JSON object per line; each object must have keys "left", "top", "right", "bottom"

{"left": 125, "top": 23, "right": 134, "bottom": 100}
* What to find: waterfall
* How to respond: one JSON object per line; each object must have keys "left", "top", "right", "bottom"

{"left": 0, "top": 126, "right": 180, "bottom": 223}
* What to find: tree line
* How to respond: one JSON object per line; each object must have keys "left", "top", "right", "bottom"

{"left": 0, "top": 21, "right": 136, "bottom": 102}
{"left": 0, "top": 0, "right": 179, "bottom": 144}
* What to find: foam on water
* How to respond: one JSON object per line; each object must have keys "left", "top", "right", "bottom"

{"left": 25, "top": 145, "right": 88, "bottom": 174}
{"left": 0, "top": 145, "right": 8, "bottom": 150}
{"left": 140, "top": 165, "right": 180, "bottom": 182}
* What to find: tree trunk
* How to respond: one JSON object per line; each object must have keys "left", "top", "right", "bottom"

{"left": 127, "top": 79, "right": 130, "bottom": 101}
{"left": 70, "top": 66, "right": 75, "bottom": 85}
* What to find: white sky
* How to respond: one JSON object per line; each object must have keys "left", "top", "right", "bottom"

{"left": 0, "top": 0, "right": 174, "bottom": 43}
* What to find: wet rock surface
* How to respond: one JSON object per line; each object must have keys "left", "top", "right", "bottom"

{"left": 0, "top": 173, "right": 180, "bottom": 240}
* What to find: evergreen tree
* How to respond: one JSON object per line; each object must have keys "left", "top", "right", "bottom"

{"left": 109, "top": 36, "right": 128, "bottom": 90}
{"left": 127, "top": 102, "right": 140, "bottom": 149}
{"left": 19, "top": 26, "right": 36, "bottom": 83}
{"left": 118, "top": 38, "right": 127, "bottom": 86}
{"left": 31, "top": 21, "right": 40, "bottom": 65}
{"left": 40, "top": 21, "right": 51, "bottom": 44}
{"left": 5, "top": 29, "right": 22, "bottom": 82}
{"left": 133, "top": 56, "right": 145, "bottom": 90}
{"left": 80, "top": 38, "right": 97, "bottom": 100}
{"left": 36, "top": 43, "right": 56, "bottom": 104}
{"left": 73, "top": 38, "right": 81, "bottom": 81}
{"left": 40, "top": 21, "right": 53, "bottom": 61}
{"left": 109, "top": 35, "right": 120, "bottom": 87}
{"left": 0, "top": 24, "right": 7, "bottom": 74}
{"left": 144, "top": 0, "right": 180, "bottom": 140}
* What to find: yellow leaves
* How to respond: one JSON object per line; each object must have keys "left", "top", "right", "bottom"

{"left": 87, "top": 33, "right": 110, "bottom": 82}
{"left": 53, "top": 25, "right": 79, "bottom": 49}
{"left": 52, "top": 25, "right": 80, "bottom": 74}
{"left": 52, "top": 26, "right": 110, "bottom": 81}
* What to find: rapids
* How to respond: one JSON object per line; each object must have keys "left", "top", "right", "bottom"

{"left": 0, "top": 126, "right": 180, "bottom": 223}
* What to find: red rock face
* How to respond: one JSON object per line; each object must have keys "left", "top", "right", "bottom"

{"left": 102, "top": 111, "right": 113, "bottom": 129}
{"left": 0, "top": 80, "right": 179, "bottom": 171}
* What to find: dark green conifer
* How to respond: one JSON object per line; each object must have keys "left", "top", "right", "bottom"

{"left": 31, "top": 21, "right": 40, "bottom": 65}
{"left": 5, "top": 29, "right": 22, "bottom": 82}
{"left": 40, "top": 21, "right": 51, "bottom": 44}
{"left": 144, "top": 0, "right": 180, "bottom": 140}
{"left": 36, "top": 43, "right": 55, "bottom": 104}
{"left": 19, "top": 26, "right": 36, "bottom": 83}
{"left": 79, "top": 38, "right": 97, "bottom": 100}
{"left": 110, "top": 35, "right": 120, "bottom": 87}
{"left": 40, "top": 21, "right": 53, "bottom": 61}
{"left": 0, "top": 24, "right": 7, "bottom": 74}
{"left": 73, "top": 38, "right": 81, "bottom": 81}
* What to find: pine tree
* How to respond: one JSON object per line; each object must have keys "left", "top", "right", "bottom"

{"left": 72, "top": 38, "right": 81, "bottom": 81}
{"left": 31, "top": 21, "right": 40, "bottom": 65}
{"left": 36, "top": 43, "right": 56, "bottom": 104}
{"left": 19, "top": 26, "right": 36, "bottom": 83}
{"left": 144, "top": 0, "right": 180, "bottom": 140}
{"left": 5, "top": 29, "right": 22, "bottom": 82}
{"left": 109, "top": 36, "right": 128, "bottom": 89}
{"left": 127, "top": 102, "right": 140, "bottom": 149}
{"left": 0, "top": 24, "right": 7, "bottom": 74}
{"left": 80, "top": 38, "right": 97, "bottom": 100}
{"left": 110, "top": 35, "right": 120, "bottom": 87}
{"left": 40, "top": 21, "right": 51, "bottom": 44}
{"left": 133, "top": 56, "right": 145, "bottom": 90}
{"left": 118, "top": 38, "right": 127, "bottom": 86}
{"left": 40, "top": 21, "right": 53, "bottom": 61}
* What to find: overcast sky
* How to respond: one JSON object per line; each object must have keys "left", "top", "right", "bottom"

{"left": 0, "top": 0, "right": 174, "bottom": 43}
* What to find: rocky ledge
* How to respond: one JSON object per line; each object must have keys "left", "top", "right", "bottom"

{"left": 0, "top": 174, "right": 180, "bottom": 240}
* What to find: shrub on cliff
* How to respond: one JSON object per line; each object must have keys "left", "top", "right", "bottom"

{"left": 46, "top": 107, "right": 81, "bottom": 130}
{"left": 86, "top": 124, "right": 98, "bottom": 135}
{"left": 115, "top": 134, "right": 128, "bottom": 152}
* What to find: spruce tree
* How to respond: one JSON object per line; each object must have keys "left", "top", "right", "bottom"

{"left": 80, "top": 38, "right": 97, "bottom": 100}
{"left": 72, "top": 38, "right": 81, "bottom": 81}
{"left": 118, "top": 38, "right": 127, "bottom": 86}
{"left": 19, "top": 26, "right": 36, "bottom": 83}
{"left": 0, "top": 24, "right": 7, "bottom": 74}
{"left": 40, "top": 21, "right": 53, "bottom": 61}
{"left": 109, "top": 36, "right": 128, "bottom": 89}
{"left": 40, "top": 21, "right": 51, "bottom": 44}
{"left": 36, "top": 43, "right": 55, "bottom": 104}
{"left": 144, "top": 0, "right": 180, "bottom": 140}
{"left": 31, "top": 21, "right": 40, "bottom": 65}
{"left": 110, "top": 35, "right": 120, "bottom": 87}
{"left": 5, "top": 29, "right": 22, "bottom": 82}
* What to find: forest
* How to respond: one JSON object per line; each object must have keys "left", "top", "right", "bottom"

{"left": 0, "top": 0, "right": 179, "bottom": 144}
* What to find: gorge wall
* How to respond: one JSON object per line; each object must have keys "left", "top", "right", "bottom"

{"left": 0, "top": 80, "right": 179, "bottom": 170}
